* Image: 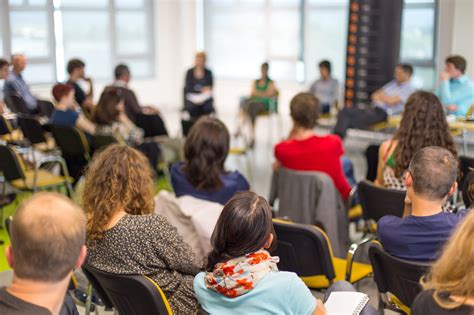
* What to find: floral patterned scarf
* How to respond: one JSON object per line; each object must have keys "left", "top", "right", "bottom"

{"left": 205, "top": 250, "right": 279, "bottom": 298}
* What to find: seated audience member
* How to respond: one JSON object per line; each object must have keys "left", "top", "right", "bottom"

{"left": 112, "top": 64, "right": 161, "bottom": 123}
{"left": 0, "top": 58, "right": 10, "bottom": 113}
{"left": 66, "top": 58, "right": 94, "bottom": 118}
{"left": 50, "top": 83, "right": 96, "bottom": 135}
{"left": 436, "top": 55, "right": 474, "bottom": 117}
{"left": 310, "top": 60, "right": 338, "bottom": 114}
{"left": 275, "top": 93, "right": 352, "bottom": 200}
{"left": 377, "top": 146, "right": 469, "bottom": 262}
{"left": 195, "top": 191, "right": 377, "bottom": 315}
{"left": 84, "top": 145, "right": 201, "bottom": 314}
{"left": 3, "top": 54, "right": 43, "bottom": 114}
{"left": 334, "top": 63, "right": 415, "bottom": 138}
{"left": 184, "top": 52, "right": 214, "bottom": 118}
{"left": 412, "top": 210, "right": 474, "bottom": 315}
{"left": 0, "top": 192, "right": 86, "bottom": 315}
{"left": 375, "top": 91, "right": 457, "bottom": 190}
{"left": 241, "top": 62, "right": 278, "bottom": 147}
{"left": 171, "top": 117, "right": 249, "bottom": 205}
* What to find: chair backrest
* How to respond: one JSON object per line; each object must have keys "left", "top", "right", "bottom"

{"left": 365, "top": 144, "right": 380, "bottom": 181}
{"left": 82, "top": 264, "right": 172, "bottom": 315}
{"left": 272, "top": 220, "right": 336, "bottom": 281}
{"left": 459, "top": 155, "right": 474, "bottom": 189}
{"left": 136, "top": 114, "right": 168, "bottom": 137}
{"left": 37, "top": 101, "right": 55, "bottom": 118}
{"left": 0, "top": 116, "right": 14, "bottom": 136}
{"left": 368, "top": 242, "right": 430, "bottom": 308}
{"left": 50, "top": 125, "right": 90, "bottom": 157}
{"left": 4, "top": 93, "right": 30, "bottom": 114}
{"left": 181, "top": 118, "right": 196, "bottom": 137}
{"left": 461, "top": 170, "right": 474, "bottom": 208}
{"left": 358, "top": 180, "right": 405, "bottom": 222}
{"left": 17, "top": 115, "right": 48, "bottom": 145}
{"left": 91, "top": 134, "right": 118, "bottom": 152}
{"left": 0, "top": 145, "right": 25, "bottom": 181}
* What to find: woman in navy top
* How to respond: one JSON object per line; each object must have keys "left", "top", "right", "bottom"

{"left": 184, "top": 52, "right": 214, "bottom": 118}
{"left": 171, "top": 117, "right": 249, "bottom": 205}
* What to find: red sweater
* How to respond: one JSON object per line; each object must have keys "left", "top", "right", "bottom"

{"left": 275, "top": 134, "right": 351, "bottom": 199}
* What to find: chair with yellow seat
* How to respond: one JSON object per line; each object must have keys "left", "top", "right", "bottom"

{"left": 368, "top": 241, "right": 430, "bottom": 314}
{"left": 0, "top": 144, "right": 74, "bottom": 197}
{"left": 82, "top": 263, "right": 173, "bottom": 315}
{"left": 272, "top": 219, "right": 372, "bottom": 290}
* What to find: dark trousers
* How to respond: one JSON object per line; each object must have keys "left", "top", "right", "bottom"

{"left": 185, "top": 99, "right": 215, "bottom": 118}
{"left": 333, "top": 107, "right": 388, "bottom": 139}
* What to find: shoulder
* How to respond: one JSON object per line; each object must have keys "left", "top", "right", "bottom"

{"left": 322, "top": 134, "right": 343, "bottom": 147}
{"left": 378, "top": 215, "right": 403, "bottom": 230}
{"left": 412, "top": 290, "right": 437, "bottom": 312}
{"left": 170, "top": 162, "right": 185, "bottom": 176}
{"left": 193, "top": 272, "right": 206, "bottom": 291}
{"left": 450, "top": 209, "right": 471, "bottom": 221}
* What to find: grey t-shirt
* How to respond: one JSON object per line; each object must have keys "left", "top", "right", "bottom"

{"left": 0, "top": 287, "right": 51, "bottom": 315}
{"left": 309, "top": 78, "right": 339, "bottom": 105}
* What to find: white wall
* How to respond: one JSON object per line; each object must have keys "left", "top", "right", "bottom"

{"left": 450, "top": 0, "right": 474, "bottom": 78}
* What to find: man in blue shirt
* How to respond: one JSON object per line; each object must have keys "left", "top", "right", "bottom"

{"left": 378, "top": 146, "right": 469, "bottom": 262}
{"left": 3, "top": 54, "right": 39, "bottom": 113}
{"left": 437, "top": 55, "right": 474, "bottom": 117}
{"left": 334, "top": 63, "right": 415, "bottom": 138}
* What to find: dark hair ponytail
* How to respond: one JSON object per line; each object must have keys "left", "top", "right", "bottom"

{"left": 206, "top": 191, "right": 276, "bottom": 271}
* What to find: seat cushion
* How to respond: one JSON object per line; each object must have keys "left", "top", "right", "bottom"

{"left": 11, "top": 169, "right": 72, "bottom": 190}
{"left": 301, "top": 258, "right": 372, "bottom": 289}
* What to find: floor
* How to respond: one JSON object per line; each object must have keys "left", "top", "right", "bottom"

{"left": 2, "top": 108, "right": 472, "bottom": 314}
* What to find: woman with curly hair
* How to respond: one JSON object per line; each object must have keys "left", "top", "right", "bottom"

{"left": 83, "top": 144, "right": 201, "bottom": 314}
{"left": 171, "top": 117, "right": 250, "bottom": 205}
{"left": 375, "top": 91, "right": 457, "bottom": 189}
{"left": 411, "top": 210, "right": 474, "bottom": 314}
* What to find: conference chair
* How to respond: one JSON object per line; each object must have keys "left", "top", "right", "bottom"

{"left": 461, "top": 170, "right": 474, "bottom": 208}
{"left": 255, "top": 90, "right": 282, "bottom": 141}
{"left": 50, "top": 125, "right": 91, "bottom": 183}
{"left": 136, "top": 113, "right": 168, "bottom": 138}
{"left": 358, "top": 180, "right": 405, "bottom": 231}
{"left": 91, "top": 134, "right": 118, "bottom": 152}
{"left": 272, "top": 219, "right": 372, "bottom": 290}
{"left": 17, "top": 115, "right": 57, "bottom": 154}
{"left": 365, "top": 144, "right": 380, "bottom": 182}
{"left": 0, "top": 115, "right": 24, "bottom": 146}
{"left": 82, "top": 264, "right": 172, "bottom": 315}
{"left": 368, "top": 242, "right": 430, "bottom": 314}
{"left": 4, "top": 93, "right": 30, "bottom": 115}
{"left": 459, "top": 155, "right": 474, "bottom": 189}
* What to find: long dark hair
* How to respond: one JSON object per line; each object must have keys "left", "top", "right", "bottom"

{"left": 206, "top": 191, "right": 276, "bottom": 271}
{"left": 183, "top": 117, "right": 230, "bottom": 190}
{"left": 94, "top": 87, "right": 123, "bottom": 125}
{"left": 394, "top": 91, "right": 457, "bottom": 177}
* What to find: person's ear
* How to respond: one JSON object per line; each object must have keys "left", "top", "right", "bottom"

{"left": 5, "top": 246, "right": 14, "bottom": 268}
{"left": 75, "top": 245, "right": 87, "bottom": 269}
{"left": 448, "top": 181, "right": 458, "bottom": 197}
{"left": 264, "top": 233, "right": 274, "bottom": 249}
{"left": 405, "top": 172, "right": 413, "bottom": 187}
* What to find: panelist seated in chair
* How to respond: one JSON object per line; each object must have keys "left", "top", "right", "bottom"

{"left": 3, "top": 54, "right": 53, "bottom": 115}
{"left": 333, "top": 63, "right": 415, "bottom": 139}
{"left": 50, "top": 83, "right": 96, "bottom": 136}
{"left": 375, "top": 91, "right": 457, "bottom": 190}
{"left": 111, "top": 64, "right": 162, "bottom": 124}
{"left": 171, "top": 117, "right": 249, "bottom": 205}
{"left": 84, "top": 145, "right": 201, "bottom": 314}
{"left": 240, "top": 62, "right": 278, "bottom": 147}
{"left": 377, "top": 147, "right": 470, "bottom": 263}
{"left": 0, "top": 192, "right": 86, "bottom": 315}
{"left": 195, "top": 191, "right": 377, "bottom": 315}
{"left": 309, "top": 60, "right": 338, "bottom": 115}
{"left": 66, "top": 58, "right": 95, "bottom": 120}
{"left": 184, "top": 51, "right": 214, "bottom": 118}
{"left": 436, "top": 55, "right": 474, "bottom": 118}
{"left": 274, "top": 93, "right": 353, "bottom": 200}
{"left": 411, "top": 210, "right": 474, "bottom": 315}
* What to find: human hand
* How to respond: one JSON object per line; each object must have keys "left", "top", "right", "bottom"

{"left": 440, "top": 71, "right": 450, "bottom": 81}
{"left": 447, "top": 104, "right": 458, "bottom": 112}
{"left": 272, "top": 161, "right": 281, "bottom": 171}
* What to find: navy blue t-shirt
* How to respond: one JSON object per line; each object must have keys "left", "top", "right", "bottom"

{"left": 170, "top": 162, "right": 250, "bottom": 205}
{"left": 50, "top": 109, "right": 79, "bottom": 127}
{"left": 377, "top": 209, "right": 469, "bottom": 262}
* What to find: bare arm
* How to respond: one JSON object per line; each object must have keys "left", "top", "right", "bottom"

{"left": 312, "top": 299, "right": 327, "bottom": 315}
{"left": 76, "top": 115, "right": 96, "bottom": 135}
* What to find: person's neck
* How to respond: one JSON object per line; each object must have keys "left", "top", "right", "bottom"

{"left": 410, "top": 194, "right": 444, "bottom": 217}
{"left": 7, "top": 275, "right": 70, "bottom": 314}
{"left": 452, "top": 73, "right": 464, "bottom": 80}
{"left": 115, "top": 78, "right": 128, "bottom": 86}
{"left": 289, "top": 125, "right": 315, "bottom": 141}
{"left": 69, "top": 73, "right": 81, "bottom": 82}
{"left": 104, "top": 209, "right": 127, "bottom": 230}
{"left": 13, "top": 69, "right": 22, "bottom": 76}
{"left": 56, "top": 101, "right": 69, "bottom": 110}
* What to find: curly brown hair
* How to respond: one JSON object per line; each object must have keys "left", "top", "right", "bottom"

{"left": 393, "top": 91, "right": 457, "bottom": 177}
{"left": 83, "top": 144, "right": 155, "bottom": 241}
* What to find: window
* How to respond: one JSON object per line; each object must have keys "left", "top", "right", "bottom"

{"left": 204, "top": 0, "right": 438, "bottom": 89}
{"left": 0, "top": 0, "right": 154, "bottom": 84}
{"left": 400, "top": 0, "right": 437, "bottom": 89}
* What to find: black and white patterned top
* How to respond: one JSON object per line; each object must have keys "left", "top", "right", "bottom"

{"left": 86, "top": 214, "right": 202, "bottom": 314}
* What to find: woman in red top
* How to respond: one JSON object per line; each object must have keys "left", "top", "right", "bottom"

{"left": 274, "top": 92, "right": 352, "bottom": 199}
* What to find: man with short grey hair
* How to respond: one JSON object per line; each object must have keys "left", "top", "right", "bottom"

{"left": 377, "top": 146, "right": 469, "bottom": 262}
{"left": 0, "top": 192, "right": 87, "bottom": 314}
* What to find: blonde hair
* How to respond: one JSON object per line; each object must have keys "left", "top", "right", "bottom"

{"left": 421, "top": 210, "right": 474, "bottom": 309}
{"left": 83, "top": 144, "right": 155, "bottom": 241}
{"left": 195, "top": 51, "right": 206, "bottom": 60}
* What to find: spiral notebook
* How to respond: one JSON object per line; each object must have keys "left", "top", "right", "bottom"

{"left": 324, "top": 291, "right": 369, "bottom": 315}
